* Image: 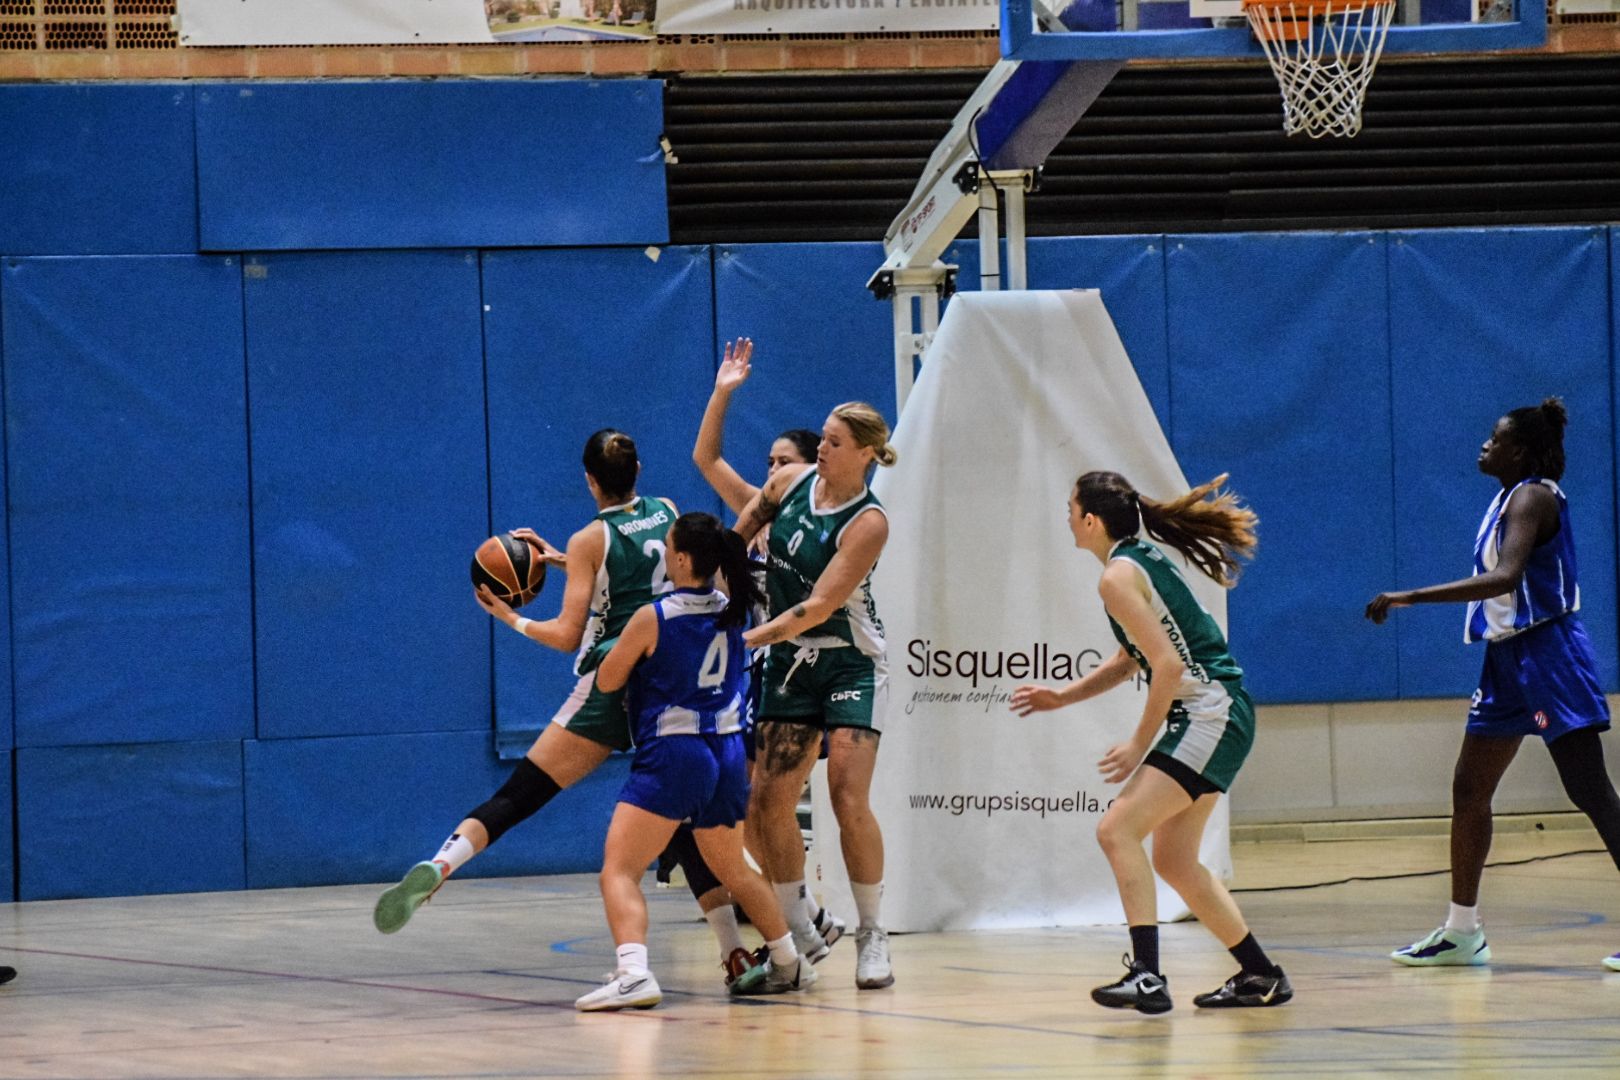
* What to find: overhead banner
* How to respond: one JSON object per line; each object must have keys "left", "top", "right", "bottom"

{"left": 810, "top": 290, "right": 1233, "bottom": 932}
{"left": 655, "top": 0, "right": 996, "bottom": 36}
{"left": 177, "top": 0, "right": 496, "bottom": 45}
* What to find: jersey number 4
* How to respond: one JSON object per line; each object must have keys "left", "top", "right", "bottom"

{"left": 698, "top": 632, "right": 729, "bottom": 689}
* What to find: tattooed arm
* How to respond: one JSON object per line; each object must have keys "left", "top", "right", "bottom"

{"left": 732, "top": 462, "right": 805, "bottom": 542}
{"left": 743, "top": 507, "right": 887, "bottom": 650}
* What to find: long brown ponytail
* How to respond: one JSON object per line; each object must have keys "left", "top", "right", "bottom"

{"left": 1076, "top": 471, "right": 1258, "bottom": 587}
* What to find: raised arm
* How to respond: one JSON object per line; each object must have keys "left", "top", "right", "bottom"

{"left": 1366, "top": 483, "right": 1559, "bottom": 623}
{"left": 693, "top": 338, "right": 761, "bottom": 515}
{"left": 476, "top": 522, "right": 604, "bottom": 653}
{"left": 593, "top": 603, "right": 659, "bottom": 694}
{"left": 733, "top": 462, "right": 806, "bottom": 543}
{"left": 743, "top": 507, "right": 887, "bottom": 649}
{"left": 1095, "top": 561, "right": 1186, "bottom": 784}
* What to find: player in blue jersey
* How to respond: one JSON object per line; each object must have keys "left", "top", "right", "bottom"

{"left": 575, "top": 512, "right": 815, "bottom": 1010}
{"left": 1367, "top": 398, "right": 1620, "bottom": 970}
{"left": 1013, "top": 471, "right": 1291, "bottom": 1013}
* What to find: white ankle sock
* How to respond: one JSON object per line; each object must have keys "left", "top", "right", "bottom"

{"left": 766, "top": 932, "right": 798, "bottom": 968}
{"left": 1446, "top": 903, "right": 1480, "bottom": 933}
{"left": 851, "top": 880, "right": 884, "bottom": 929}
{"left": 774, "top": 880, "right": 811, "bottom": 931}
{"left": 616, "top": 943, "right": 650, "bottom": 976}
{"left": 434, "top": 833, "right": 475, "bottom": 876}
{"left": 705, "top": 904, "right": 745, "bottom": 956}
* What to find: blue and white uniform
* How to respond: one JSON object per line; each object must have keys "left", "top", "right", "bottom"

{"left": 1465, "top": 478, "right": 1609, "bottom": 741}
{"left": 618, "top": 588, "right": 752, "bottom": 829}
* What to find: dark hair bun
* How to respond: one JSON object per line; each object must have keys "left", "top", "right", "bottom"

{"left": 1540, "top": 396, "right": 1568, "bottom": 432}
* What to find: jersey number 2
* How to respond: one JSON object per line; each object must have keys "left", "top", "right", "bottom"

{"left": 698, "top": 633, "right": 728, "bottom": 688}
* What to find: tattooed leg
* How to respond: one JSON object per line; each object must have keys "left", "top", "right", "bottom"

{"left": 748, "top": 719, "right": 823, "bottom": 884}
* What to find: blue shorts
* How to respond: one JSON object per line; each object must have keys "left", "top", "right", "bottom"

{"left": 1467, "top": 614, "right": 1611, "bottom": 742}
{"left": 619, "top": 732, "right": 750, "bottom": 829}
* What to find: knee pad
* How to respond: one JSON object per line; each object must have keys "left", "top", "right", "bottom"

{"left": 664, "top": 824, "right": 723, "bottom": 901}
{"left": 467, "top": 759, "right": 562, "bottom": 845}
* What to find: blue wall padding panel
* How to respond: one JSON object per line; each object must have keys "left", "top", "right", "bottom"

{"left": 17, "top": 741, "right": 245, "bottom": 900}
{"left": 1389, "top": 227, "right": 1617, "bottom": 698}
{"left": 1166, "top": 232, "right": 1397, "bottom": 703}
{"left": 714, "top": 243, "right": 898, "bottom": 481}
{"left": 945, "top": 236, "right": 1172, "bottom": 431}
{"left": 3, "top": 256, "right": 253, "bottom": 747}
{"left": 244, "top": 732, "right": 631, "bottom": 887}
{"left": 1, "top": 752, "right": 12, "bottom": 902}
{"left": 482, "top": 246, "right": 719, "bottom": 756}
{"left": 246, "top": 252, "right": 490, "bottom": 739}
{"left": 1138, "top": 1, "right": 1208, "bottom": 28}
{"left": 195, "top": 81, "right": 667, "bottom": 251}
{"left": 0, "top": 86, "right": 197, "bottom": 256}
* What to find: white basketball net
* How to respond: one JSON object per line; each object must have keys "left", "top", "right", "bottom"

{"left": 1245, "top": 0, "right": 1396, "bottom": 138}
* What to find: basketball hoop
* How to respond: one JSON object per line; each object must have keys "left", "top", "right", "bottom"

{"left": 1243, "top": 0, "right": 1396, "bottom": 138}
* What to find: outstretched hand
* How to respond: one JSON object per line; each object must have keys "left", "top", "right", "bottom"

{"left": 1009, "top": 684, "right": 1063, "bottom": 716}
{"left": 1365, "top": 591, "right": 1412, "bottom": 624}
{"left": 1099, "top": 740, "right": 1147, "bottom": 785}
{"left": 716, "top": 337, "right": 753, "bottom": 393}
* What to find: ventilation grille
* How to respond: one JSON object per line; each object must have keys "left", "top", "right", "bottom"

{"left": 665, "top": 56, "right": 1620, "bottom": 242}
{"left": 2, "top": 0, "right": 175, "bottom": 49}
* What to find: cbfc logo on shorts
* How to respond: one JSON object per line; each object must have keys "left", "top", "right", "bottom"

{"left": 830, "top": 690, "right": 863, "bottom": 702}
{"left": 1534, "top": 710, "right": 1549, "bottom": 730}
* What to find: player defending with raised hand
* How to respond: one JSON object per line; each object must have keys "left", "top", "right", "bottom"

{"left": 1012, "top": 471, "right": 1291, "bottom": 1014}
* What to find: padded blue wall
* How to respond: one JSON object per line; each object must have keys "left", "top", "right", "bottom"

{"left": 1389, "top": 227, "right": 1618, "bottom": 698}
{"left": 17, "top": 742, "right": 245, "bottom": 900}
{"left": 1, "top": 753, "right": 12, "bottom": 903}
{"left": 195, "top": 81, "right": 667, "bottom": 251}
{"left": 713, "top": 244, "right": 899, "bottom": 489}
{"left": 3, "top": 256, "right": 253, "bottom": 747}
{"left": 0, "top": 86, "right": 197, "bottom": 256}
{"left": 246, "top": 251, "right": 491, "bottom": 739}
{"left": 1166, "top": 232, "right": 1398, "bottom": 703}
{"left": 244, "top": 732, "right": 631, "bottom": 888}
{"left": 946, "top": 235, "right": 1172, "bottom": 430}
{"left": 482, "top": 246, "right": 720, "bottom": 755}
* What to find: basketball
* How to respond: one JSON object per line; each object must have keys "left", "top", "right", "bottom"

{"left": 471, "top": 532, "right": 547, "bottom": 607}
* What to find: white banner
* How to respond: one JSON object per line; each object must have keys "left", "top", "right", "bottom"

{"left": 177, "top": 0, "right": 495, "bottom": 46}
{"left": 810, "top": 290, "right": 1232, "bottom": 933}
{"left": 655, "top": 0, "right": 996, "bottom": 36}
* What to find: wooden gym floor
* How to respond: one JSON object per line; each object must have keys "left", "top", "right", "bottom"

{"left": 3, "top": 826, "right": 1620, "bottom": 1078}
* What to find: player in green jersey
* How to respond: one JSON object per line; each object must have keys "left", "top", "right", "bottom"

{"left": 373, "top": 430, "right": 747, "bottom": 986}
{"left": 1012, "top": 471, "right": 1291, "bottom": 1014}
{"left": 733, "top": 401, "right": 899, "bottom": 990}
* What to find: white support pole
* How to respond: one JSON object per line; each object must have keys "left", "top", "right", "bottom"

{"left": 1002, "top": 179, "right": 1027, "bottom": 290}
{"left": 977, "top": 181, "right": 1001, "bottom": 292}
{"left": 892, "top": 289, "right": 917, "bottom": 414}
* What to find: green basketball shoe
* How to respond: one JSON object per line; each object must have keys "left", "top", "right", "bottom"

{"left": 1391, "top": 926, "right": 1490, "bottom": 966}
{"left": 373, "top": 861, "right": 445, "bottom": 934}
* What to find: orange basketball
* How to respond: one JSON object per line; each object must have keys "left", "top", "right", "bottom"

{"left": 471, "top": 532, "right": 547, "bottom": 607}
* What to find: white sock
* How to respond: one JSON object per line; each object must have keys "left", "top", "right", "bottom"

{"left": 705, "top": 904, "right": 745, "bottom": 956}
{"left": 1446, "top": 903, "right": 1480, "bottom": 933}
{"left": 766, "top": 932, "right": 798, "bottom": 968}
{"left": 433, "top": 833, "right": 476, "bottom": 876}
{"left": 616, "top": 943, "right": 650, "bottom": 976}
{"left": 774, "top": 881, "right": 810, "bottom": 930}
{"left": 851, "top": 880, "right": 884, "bottom": 929}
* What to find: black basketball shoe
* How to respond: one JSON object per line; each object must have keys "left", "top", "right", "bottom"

{"left": 1091, "top": 954, "right": 1172, "bottom": 1014}
{"left": 1193, "top": 968, "right": 1293, "bottom": 1008}
{"left": 0, "top": 966, "right": 15, "bottom": 987}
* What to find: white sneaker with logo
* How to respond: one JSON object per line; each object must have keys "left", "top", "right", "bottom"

{"left": 575, "top": 969, "right": 663, "bottom": 1011}
{"left": 855, "top": 927, "right": 894, "bottom": 989}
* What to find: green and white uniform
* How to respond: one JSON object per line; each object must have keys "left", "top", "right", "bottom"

{"left": 549, "top": 495, "right": 677, "bottom": 750}
{"left": 1105, "top": 536, "right": 1254, "bottom": 793}
{"left": 759, "top": 466, "right": 889, "bottom": 732}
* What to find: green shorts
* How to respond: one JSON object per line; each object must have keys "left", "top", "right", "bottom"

{"left": 1150, "top": 682, "right": 1254, "bottom": 793}
{"left": 549, "top": 670, "right": 632, "bottom": 752}
{"left": 758, "top": 643, "right": 888, "bottom": 733}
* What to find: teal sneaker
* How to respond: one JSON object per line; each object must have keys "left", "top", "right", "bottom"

{"left": 1392, "top": 926, "right": 1491, "bottom": 966}
{"left": 1603, "top": 952, "right": 1620, "bottom": 972}
{"left": 373, "top": 861, "right": 445, "bottom": 934}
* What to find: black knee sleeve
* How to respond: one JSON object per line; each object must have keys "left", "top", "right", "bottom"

{"left": 662, "top": 823, "right": 723, "bottom": 901}
{"left": 467, "top": 759, "right": 562, "bottom": 845}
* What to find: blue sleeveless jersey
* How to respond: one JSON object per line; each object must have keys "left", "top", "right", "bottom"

{"left": 630, "top": 588, "right": 748, "bottom": 743}
{"left": 1466, "top": 477, "right": 1580, "bottom": 643}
